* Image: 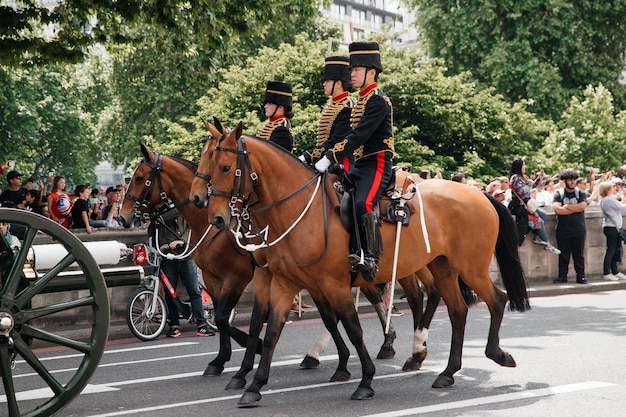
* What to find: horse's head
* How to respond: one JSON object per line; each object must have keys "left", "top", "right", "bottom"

{"left": 190, "top": 117, "right": 226, "bottom": 209}
{"left": 121, "top": 142, "right": 196, "bottom": 227}
{"left": 199, "top": 121, "right": 248, "bottom": 231}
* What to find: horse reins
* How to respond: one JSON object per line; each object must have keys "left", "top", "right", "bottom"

{"left": 210, "top": 136, "right": 330, "bottom": 267}
{"left": 124, "top": 152, "right": 215, "bottom": 258}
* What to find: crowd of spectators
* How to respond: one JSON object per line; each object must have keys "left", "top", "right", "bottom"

{"left": 0, "top": 160, "right": 127, "bottom": 238}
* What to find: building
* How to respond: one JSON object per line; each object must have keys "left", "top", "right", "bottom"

{"left": 320, "top": 0, "right": 419, "bottom": 49}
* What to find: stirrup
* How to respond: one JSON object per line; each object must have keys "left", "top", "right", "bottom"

{"left": 348, "top": 249, "right": 365, "bottom": 270}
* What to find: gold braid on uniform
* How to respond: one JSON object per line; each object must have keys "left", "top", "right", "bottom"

{"left": 258, "top": 118, "right": 290, "bottom": 141}
{"left": 349, "top": 87, "right": 377, "bottom": 159}
{"left": 316, "top": 96, "right": 352, "bottom": 146}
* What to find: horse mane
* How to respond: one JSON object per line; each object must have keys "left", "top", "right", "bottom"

{"left": 241, "top": 135, "right": 318, "bottom": 174}
{"left": 164, "top": 153, "right": 198, "bottom": 171}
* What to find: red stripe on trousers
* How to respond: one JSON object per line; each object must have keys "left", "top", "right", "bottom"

{"left": 365, "top": 153, "right": 386, "bottom": 213}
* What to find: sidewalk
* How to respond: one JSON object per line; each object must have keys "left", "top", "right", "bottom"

{"left": 55, "top": 278, "right": 626, "bottom": 342}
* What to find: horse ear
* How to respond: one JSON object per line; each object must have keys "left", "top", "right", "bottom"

{"left": 235, "top": 121, "right": 244, "bottom": 140}
{"left": 213, "top": 117, "right": 225, "bottom": 134}
{"left": 140, "top": 142, "right": 152, "bottom": 161}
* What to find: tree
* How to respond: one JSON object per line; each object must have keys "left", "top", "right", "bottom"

{"left": 158, "top": 34, "right": 548, "bottom": 182}
{"left": 0, "top": 63, "right": 103, "bottom": 185}
{"left": 535, "top": 84, "right": 626, "bottom": 174}
{"left": 0, "top": 0, "right": 322, "bottom": 68}
{"left": 406, "top": 0, "right": 626, "bottom": 120}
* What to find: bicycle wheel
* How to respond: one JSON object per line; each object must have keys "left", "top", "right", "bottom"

{"left": 205, "top": 307, "right": 236, "bottom": 333}
{"left": 126, "top": 288, "right": 166, "bottom": 341}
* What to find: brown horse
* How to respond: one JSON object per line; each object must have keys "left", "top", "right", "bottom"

{"left": 120, "top": 143, "right": 429, "bottom": 389}
{"left": 120, "top": 143, "right": 257, "bottom": 377}
{"left": 194, "top": 121, "right": 529, "bottom": 406}
{"left": 189, "top": 120, "right": 443, "bottom": 388}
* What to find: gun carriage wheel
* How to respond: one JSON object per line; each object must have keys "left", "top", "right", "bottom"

{"left": 0, "top": 208, "right": 109, "bottom": 417}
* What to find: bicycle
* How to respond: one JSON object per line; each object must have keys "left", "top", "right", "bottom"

{"left": 126, "top": 242, "right": 236, "bottom": 341}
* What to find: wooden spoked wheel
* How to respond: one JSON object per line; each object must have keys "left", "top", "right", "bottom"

{"left": 0, "top": 208, "right": 109, "bottom": 417}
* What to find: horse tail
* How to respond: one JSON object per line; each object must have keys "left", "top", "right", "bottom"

{"left": 458, "top": 277, "right": 479, "bottom": 307}
{"left": 485, "top": 192, "right": 531, "bottom": 312}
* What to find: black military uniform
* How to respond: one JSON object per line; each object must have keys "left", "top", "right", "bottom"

{"left": 258, "top": 81, "right": 294, "bottom": 152}
{"left": 322, "top": 41, "right": 394, "bottom": 282}
{"left": 303, "top": 56, "right": 354, "bottom": 170}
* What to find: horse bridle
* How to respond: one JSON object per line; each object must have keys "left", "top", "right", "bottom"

{"left": 208, "top": 135, "right": 329, "bottom": 266}
{"left": 124, "top": 152, "right": 190, "bottom": 221}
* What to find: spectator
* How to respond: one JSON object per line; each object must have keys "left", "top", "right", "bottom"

{"left": 552, "top": 169, "right": 588, "bottom": 284}
{"left": 492, "top": 189, "right": 506, "bottom": 203}
{"left": 419, "top": 169, "right": 431, "bottom": 180}
{"left": 149, "top": 210, "right": 214, "bottom": 337}
{"left": 24, "top": 177, "right": 35, "bottom": 190}
{"left": 0, "top": 171, "right": 27, "bottom": 209}
{"left": 535, "top": 179, "right": 554, "bottom": 208}
{"left": 451, "top": 172, "right": 466, "bottom": 183}
{"left": 498, "top": 176, "right": 512, "bottom": 207}
{"left": 509, "top": 158, "right": 560, "bottom": 254}
{"left": 485, "top": 179, "right": 502, "bottom": 194}
{"left": 598, "top": 181, "right": 626, "bottom": 281}
{"left": 101, "top": 186, "right": 123, "bottom": 227}
{"left": 23, "top": 189, "right": 42, "bottom": 214}
{"left": 89, "top": 188, "right": 102, "bottom": 220}
{"left": 0, "top": 222, "right": 21, "bottom": 251}
{"left": 71, "top": 184, "right": 94, "bottom": 234}
{"left": 0, "top": 160, "right": 11, "bottom": 176}
{"left": 47, "top": 175, "right": 72, "bottom": 228}
{"left": 40, "top": 203, "right": 50, "bottom": 218}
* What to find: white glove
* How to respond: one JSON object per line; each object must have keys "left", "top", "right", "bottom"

{"left": 298, "top": 155, "right": 306, "bottom": 162}
{"left": 314, "top": 156, "right": 332, "bottom": 173}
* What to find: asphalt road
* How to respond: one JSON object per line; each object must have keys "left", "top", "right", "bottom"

{"left": 12, "top": 288, "right": 626, "bottom": 417}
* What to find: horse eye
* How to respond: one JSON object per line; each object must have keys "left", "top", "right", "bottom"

{"left": 221, "top": 166, "right": 231, "bottom": 174}
{"left": 136, "top": 176, "right": 144, "bottom": 182}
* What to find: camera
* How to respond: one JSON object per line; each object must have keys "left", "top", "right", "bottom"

{"left": 8, "top": 160, "right": 15, "bottom": 167}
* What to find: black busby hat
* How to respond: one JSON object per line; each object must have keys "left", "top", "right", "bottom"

{"left": 323, "top": 56, "right": 351, "bottom": 82}
{"left": 349, "top": 41, "right": 383, "bottom": 73}
{"left": 263, "top": 81, "right": 293, "bottom": 108}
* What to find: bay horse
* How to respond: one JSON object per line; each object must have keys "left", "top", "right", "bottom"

{"left": 189, "top": 120, "right": 445, "bottom": 387}
{"left": 120, "top": 142, "right": 430, "bottom": 389}
{"left": 120, "top": 143, "right": 256, "bottom": 377}
{"left": 196, "top": 121, "right": 529, "bottom": 406}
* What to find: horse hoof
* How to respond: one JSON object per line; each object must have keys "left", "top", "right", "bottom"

{"left": 487, "top": 349, "right": 517, "bottom": 367}
{"left": 300, "top": 354, "right": 320, "bottom": 369}
{"left": 376, "top": 346, "right": 396, "bottom": 359}
{"left": 237, "top": 391, "right": 262, "bottom": 407}
{"left": 203, "top": 364, "right": 224, "bottom": 376}
{"left": 432, "top": 374, "right": 454, "bottom": 388}
{"left": 329, "top": 370, "right": 351, "bottom": 382}
{"left": 351, "top": 386, "right": 375, "bottom": 400}
{"left": 225, "top": 377, "right": 246, "bottom": 390}
{"left": 401, "top": 357, "right": 422, "bottom": 372}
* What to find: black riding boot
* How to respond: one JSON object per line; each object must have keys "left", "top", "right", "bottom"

{"left": 348, "top": 212, "right": 383, "bottom": 282}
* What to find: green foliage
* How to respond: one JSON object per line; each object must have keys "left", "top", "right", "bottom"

{"left": 536, "top": 84, "right": 626, "bottom": 174}
{"left": 1, "top": 0, "right": 323, "bottom": 68}
{"left": 0, "top": 64, "right": 103, "bottom": 185}
{"left": 161, "top": 35, "right": 548, "bottom": 182}
{"left": 407, "top": 0, "right": 626, "bottom": 120}
{"left": 381, "top": 44, "right": 551, "bottom": 181}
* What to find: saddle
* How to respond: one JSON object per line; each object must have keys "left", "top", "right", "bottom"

{"left": 324, "top": 165, "right": 418, "bottom": 234}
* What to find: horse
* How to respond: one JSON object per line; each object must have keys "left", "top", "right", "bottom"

{"left": 189, "top": 120, "right": 450, "bottom": 388}
{"left": 120, "top": 142, "right": 431, "bottom": 389}
{"left": 194, "top": 121, "right": 529, "bottom": 406}
{"left": 120, "top": 143, "right": 257, "bottom": 377}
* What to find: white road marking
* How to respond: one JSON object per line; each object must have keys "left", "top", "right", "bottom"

{"left": 0, "top": 384, "right": 119, "bottom": 403}
{"left": 360, "top": 381, "right": 617, "bottom": 417}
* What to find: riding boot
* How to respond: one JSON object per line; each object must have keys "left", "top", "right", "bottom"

{"left": 348, "top": 212, "right": 382, "bottom": 282}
